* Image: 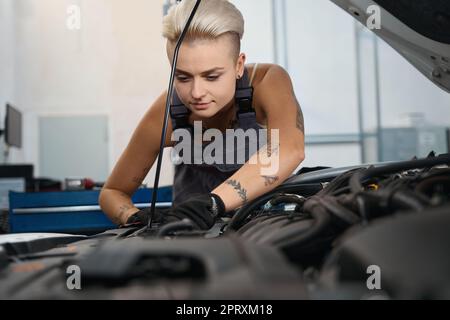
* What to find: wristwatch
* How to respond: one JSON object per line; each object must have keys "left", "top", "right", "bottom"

{"left": 210, "top": 195, "right": 220, "bottom": 218}
{"left": 210, "top": 193, "right": 226, "bottom": 219}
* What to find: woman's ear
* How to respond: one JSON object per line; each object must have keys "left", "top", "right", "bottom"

{"left": 236, "top": 53, "right": 247, "bottom": 78}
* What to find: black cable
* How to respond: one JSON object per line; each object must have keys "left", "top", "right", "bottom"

{"left": 237, "top": 214, "right": 289, "bottom": 236}
{"left": 226, "top": 184, "right": 322, "bottom": 232}
{"left": 272, "top": 200, "right": 331, "bottom": 248}
{"left": 390, "top": 189, "right": 429, "bottom": 211}
{"left": 269, "top": 194, "right": 306, "bottom": 208}
{"left": 147, "top": 0, "right": 203, "bottom": 231}
{"left": 355, "top": 195, "right": 369, "bottom": 225}
{"left": 157, "top": 219, "right": 195, "bottom": 237}
{"left": 318, "top": 168, "right": 365, "bottom": 196}
{"left": 244, "top": 215, "right": 302, "bottom": 243}
{"left": 317, "top": 196, "right": 360, "bottom": 225}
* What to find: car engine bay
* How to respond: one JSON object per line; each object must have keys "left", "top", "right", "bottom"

{"left": 1, "top": 153, "right": 449, "bottom": 300}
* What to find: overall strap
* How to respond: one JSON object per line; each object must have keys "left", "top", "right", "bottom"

{"left": 170, "top": 91, "right": 191, "bottom": 130}
{"left": 235, "top": 68, "right": 256, "bottom": 130}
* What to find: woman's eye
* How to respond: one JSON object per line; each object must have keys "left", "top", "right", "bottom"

{"left": 206, "top": 75, "right": 219, "bottom": 81}
{"left": 176, "top": 76, "right": 190, "bottom": 82}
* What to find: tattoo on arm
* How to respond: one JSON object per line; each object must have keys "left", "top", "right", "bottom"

{"left": 262, "top": 175, "right": 280, "bottom": 187}
{"left": 291, "top": 90, "right": 305, "bottom": 134}
{"left": 263, "top": 142, "right": 280, "bottom": 158}
{"left": 269, "top": 143, "right": 280, "bottom": 157}
{"left": 226, "top": 180, "right": 248, "bottom": 204}
{"left": 296, "top": 113, "right": 305, "bottom": 134}
{"left": 296, "top": 104, "right": 305, "bottom": 134}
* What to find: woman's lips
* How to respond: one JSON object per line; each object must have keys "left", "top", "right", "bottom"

{"left": 191, "top": 102, "right": 212, "bottom": 110}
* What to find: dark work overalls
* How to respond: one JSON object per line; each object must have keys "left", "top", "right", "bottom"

{"left": 170, "top": 68, "right": 266, "bottom": 206}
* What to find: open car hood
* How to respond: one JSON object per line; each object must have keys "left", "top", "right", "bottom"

{"left": 330, "top": 0, "right": 450, "bottom": 93}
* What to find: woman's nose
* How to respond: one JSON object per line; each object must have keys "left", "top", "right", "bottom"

{"left": 191, "top": 79, "right": 207, "bottom": 99}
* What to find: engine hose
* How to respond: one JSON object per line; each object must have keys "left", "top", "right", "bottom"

{"left": 243, "top": 215, "right": 300, "bottom": 242}
{"left": 317, "top": 169, "right": 364, "bottom": 196}
{"left": 272, "top": 200, "right": 332, "bottom": 248}
{"left": 317, "top": 196, "right": 360, "bottom": 225}
{"left": 226, "top": 184, "right": 322, "bottom": 232}
{"left": 415, "top": 175, "right": 450, "bottom": 195}
{"left": 157, "top": 219, "right": 196, "bottom": 237}
{"left": 390, "top": 189, "right": 430, "bottom": 211}
{"left": 358, "top": 188, "right": 430, "bottom": 214}
{"left": 355, "top": 195, "right": 369, "bottom": 225}
{"left": 350, "top": 153, "right": 450, "bottom": 194}
{"left": 238, "top": 213, "right": 307, "bottom": 239}
{"left": 269, "top": 194, "right": 306, "bottom": 208}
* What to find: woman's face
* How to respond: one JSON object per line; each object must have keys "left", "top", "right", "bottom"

{"left": 167, "top": 35, "right": 246, "bottom": 119}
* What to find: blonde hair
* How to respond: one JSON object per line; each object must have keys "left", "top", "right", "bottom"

{"left": 162, "top": 0, "right": 244, "bottom": 56}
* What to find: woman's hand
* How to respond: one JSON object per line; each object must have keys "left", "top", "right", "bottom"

{"left": 126, "top": 193, "right": 226, "bottom": 230}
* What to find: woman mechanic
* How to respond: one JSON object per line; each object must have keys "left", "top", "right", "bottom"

{"left": 99, "top": 0, "right": 305, "bottom": 230}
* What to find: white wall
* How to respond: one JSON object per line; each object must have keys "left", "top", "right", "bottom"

{"left": 0, "top": 0, "right": 14, "bottom": 112}
{"left": 0, "top": 0, "right": 16, "bottom": 162}
{"left": 2, "top": 0, "right": 174, "bottom": 185}
{"left": 231, "top": 0, "right": 275, "bottom": 63}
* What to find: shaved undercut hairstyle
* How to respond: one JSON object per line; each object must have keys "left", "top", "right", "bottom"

{"left": 162, "top": 0, "right": 244, "bottom": 58}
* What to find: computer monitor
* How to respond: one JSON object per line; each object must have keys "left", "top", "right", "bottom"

{"left": 4, "top": 103, "right": 22, "bottom": 148}
{"left": 447, "top": 128, "right": 450, "bottom": 153}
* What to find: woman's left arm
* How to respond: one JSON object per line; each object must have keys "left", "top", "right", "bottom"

{"left": 212, "top": 65, "right": 305, "bottom": 212}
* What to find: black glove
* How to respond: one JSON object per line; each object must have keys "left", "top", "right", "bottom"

{"left": 166, "top": 193, "right": 226, "bottom": 230}
{"left": 125, "top": 207, "right": 168, "bottom": 226}
{"left": 125, "top": 193, "right": 226, "bottom": 230}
